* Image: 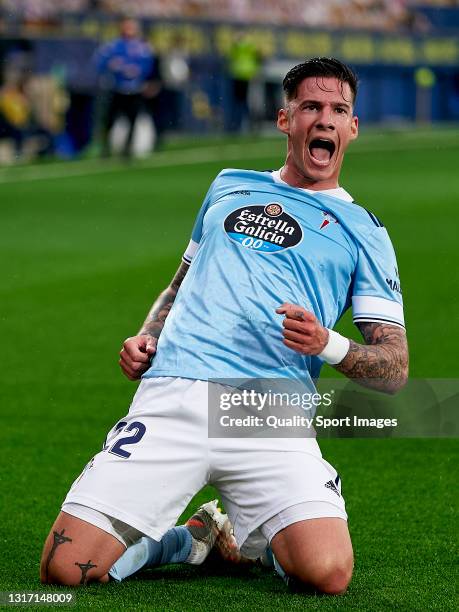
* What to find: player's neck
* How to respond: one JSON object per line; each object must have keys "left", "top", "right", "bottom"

{"left": 280, "top": 165, "right": 339, "bottom": 192}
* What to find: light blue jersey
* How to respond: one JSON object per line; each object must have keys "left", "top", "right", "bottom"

{"left": 144, "top": 169, "right": 404, "bottom": 385}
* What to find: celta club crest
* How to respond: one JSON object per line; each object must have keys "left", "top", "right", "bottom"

{"left": 320, "top": 211, "right": 339, "bottom": 230}
{"left": 264, "top": 203, "right": 283, "bottom": 217}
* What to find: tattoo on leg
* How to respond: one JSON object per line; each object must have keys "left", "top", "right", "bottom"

{"left": 75, "top": 560, "right": 98, "bottom": 585}
{"left": 45, "top": 529, "right": 72, "bottom": 582}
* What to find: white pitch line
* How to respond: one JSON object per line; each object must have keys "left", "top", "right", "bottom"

{"left": 0, "top": 137, "right": 457, "bottom": 185}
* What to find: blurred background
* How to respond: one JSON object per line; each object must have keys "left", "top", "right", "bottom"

{"left": 0, "top": 0, "right": 458, "bottom": 162}
{"left": 1, "top": 4, "right": 458, "bottom": 607}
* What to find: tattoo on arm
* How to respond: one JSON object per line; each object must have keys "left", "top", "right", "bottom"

{"left": 334, "top": 322, "right": 409, "bottom": 393}
{"left": 139, "top": 261, "right": 189, "bottom": 338}
{"left": 74, "top": 560, "right": 98, "bottom": 585}
{"left": 45, "top": 529, "right": 72, "bottom": 583}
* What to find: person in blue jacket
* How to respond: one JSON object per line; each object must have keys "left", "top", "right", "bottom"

{"left": 95, "top": 17, "right": 156, "bottom": 158}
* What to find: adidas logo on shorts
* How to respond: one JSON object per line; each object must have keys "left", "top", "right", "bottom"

{"left": 325, "top": 480, "right": 340, "bottom": 497}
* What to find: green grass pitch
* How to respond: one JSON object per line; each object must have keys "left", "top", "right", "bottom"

{"left": 1, "top": 128, "right": 458, "bottom": 610}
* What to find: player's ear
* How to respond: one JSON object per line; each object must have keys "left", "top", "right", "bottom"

{"left": 277, "top": 107, "right": 290, "bottom": 135}
{"left": 350, "top": 115, "right": 358, "bottom": 141}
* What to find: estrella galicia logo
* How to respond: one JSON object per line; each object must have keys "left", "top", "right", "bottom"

{"left": 224, "top": 203, "right": 303, "bottom": 253}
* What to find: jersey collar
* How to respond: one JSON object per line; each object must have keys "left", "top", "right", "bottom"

{"left": 271, "top": 169, "right": 354, "bottom": 203}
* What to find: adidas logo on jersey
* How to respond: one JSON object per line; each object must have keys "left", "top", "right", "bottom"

{"left": 230, "top": 190, "right": 251, "bottom": 196}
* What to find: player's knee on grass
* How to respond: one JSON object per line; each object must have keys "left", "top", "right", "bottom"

{"left": 40, "top": 512, "right": 125, "bottom": 586}
{"left": 270, "top": 518, "right": 353, "bottom": 595}
{"left": 289, "top": 553, "right": 354, "bottom": 595}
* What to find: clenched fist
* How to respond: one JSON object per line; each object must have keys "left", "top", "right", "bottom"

{"left": 119, "top": 334, "right": 157, "bottom": 380}
{"left": 276, "top": 303, "right": 329, "bottom": 355}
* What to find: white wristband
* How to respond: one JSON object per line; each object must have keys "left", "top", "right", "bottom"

{"left": 318, "top": 329, "right": 350, "bottom": 365}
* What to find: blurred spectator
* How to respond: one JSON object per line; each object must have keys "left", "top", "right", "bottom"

{"left": 331, "top": 0, "right": 432, "bottom": 32}
{"left": 226, "top": 33, "right": 262, "bottom": 132}
{"left": 1, "top": 0, "right": 90, "bottom": 22}
{"left": 0, "top": 78, "right": 31, "bottom": 156}
{"left": 0, "top": 50, "right": 63, "bottom": 160}
{"left": 0, "top": 0, "right": 442, "bottom": 31}
{"left": 154, "top": 33, "right": 190, "bottom": 137}
{"left": 94, "top": 17, "right": 158, "bottom": 158}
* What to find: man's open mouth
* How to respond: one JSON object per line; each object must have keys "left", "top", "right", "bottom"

{"left": 308, "top": 138, "right": 336, "bottom": 165}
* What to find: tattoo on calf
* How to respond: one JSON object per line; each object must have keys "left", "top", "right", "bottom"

{"left": 45, "top": 529, "right": 72, "bottom": 582}
{"left": 75, "top": 560, "right": 98, "bottom": 585}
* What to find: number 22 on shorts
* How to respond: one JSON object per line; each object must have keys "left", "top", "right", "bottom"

{"left": 103, "top": 421, "right": 146, "bottom": 459}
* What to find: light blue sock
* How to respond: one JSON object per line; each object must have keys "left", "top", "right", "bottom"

{"left": 272, "top": 551, "right": 290, "bottom": 586}
{"left": 109, "top": 526, "right": 192, "bottom": 582}
{"left": 260, "top": 546, "right": 274, "bottom": 568}
{"left": 260, "top": 546, "right": 290, "bottom": 585}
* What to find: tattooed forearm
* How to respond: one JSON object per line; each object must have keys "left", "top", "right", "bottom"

{"left": 139, "top": 261, "right": 189, "bottom": 338}
{"left": 44, "top": 529, "right": 72, "bottom": 583}
{"left": 334, "top": 322, "right": 409, "bottom": 394}
{"left": 74, "top": 560, "right": 98, "bottom": 585}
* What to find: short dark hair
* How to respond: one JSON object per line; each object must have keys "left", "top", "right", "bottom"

{"left": 283, "top": 57, "right": 358, "bottom": 104}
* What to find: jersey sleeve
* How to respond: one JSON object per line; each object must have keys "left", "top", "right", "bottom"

{"left": 182, "top": 178, "right": 217, "bottom": 264}
{"left": 352, "top": 226, "right": 405, "bottom": 328}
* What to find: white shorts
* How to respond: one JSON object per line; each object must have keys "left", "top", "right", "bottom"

{"left": 63, "top": 377, "right": 346, "bottom": 558}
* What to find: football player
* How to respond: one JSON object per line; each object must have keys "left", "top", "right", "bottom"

{"left": 41, "top": 57, "right": 408, "bottom": 593}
